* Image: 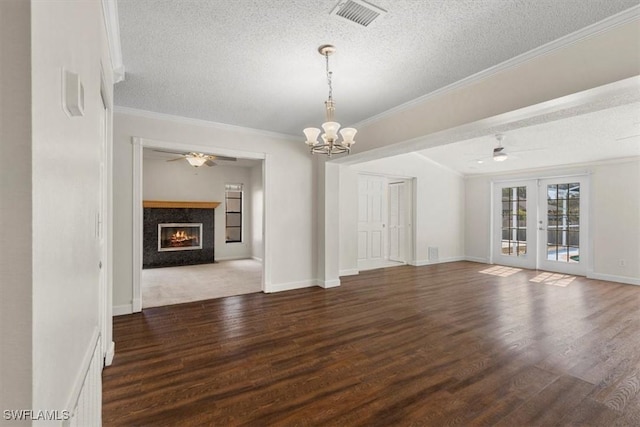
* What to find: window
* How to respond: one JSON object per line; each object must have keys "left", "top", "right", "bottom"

{"left": 225, "top": 183, "right": 243, "bottom": 243}
{"left": 501, "top": 186, "right": 527, "bottom": 256}
{"left": 546, "top": 182, "right": 580, "bottom": 263}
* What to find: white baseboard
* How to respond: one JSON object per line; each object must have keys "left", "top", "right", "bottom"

{"left": 105, "top": 341, "right": 115, "bottom": 366}
{"left": 317, "top": 279, "right": 340, "bottom": 288}
{"left": 113, "top": 304, "right": 133, "bottom": 316}
{"left": 339, "top": 269, "right": 359, "bottom": 277}
{"left": 587, "top": 272, "right": 640, "bottom": 286}
{"left": 216, "top": 256, "right": 252, "bottom": 261}
{"left": 252, "top": 256, "right": 263, "bottom": 262}
{"left": 410, "top": 256, "right": 466, "bottom": 267}
{"left": 265, "top": 279, "right": 317, "bottom": 293}
{"left": 464, "top": 256, "right": 490, "bottom": 264}
{"left": 264, "top": 278, "right": 342, "bottom": 292}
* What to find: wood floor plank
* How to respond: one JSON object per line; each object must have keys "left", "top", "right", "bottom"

{"left": 103, "top": 261, "right": 640, "bottom": 426}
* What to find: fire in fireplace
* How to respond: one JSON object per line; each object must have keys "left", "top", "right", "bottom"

{"left": 158, "top": 223, "right": 203, "bottom": 252}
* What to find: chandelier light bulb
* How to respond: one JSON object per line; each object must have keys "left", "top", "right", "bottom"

{"left": 322, "top": 122, "right": 341, "bottom": 140}
{"left": 303, "top": 127, "right": 321, "bottom": 145}
{"left": 340, "top": 128, "right": 357, "bottom": 145}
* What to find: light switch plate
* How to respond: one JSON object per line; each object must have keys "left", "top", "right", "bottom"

{"left": 62, "top": 68, "right": 84, "bottom": 117}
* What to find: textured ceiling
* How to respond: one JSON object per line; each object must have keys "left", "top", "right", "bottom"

{"left": 418, "top": 101, "right": 640, "bottom": 175}
{"left": 115, "top": 0, "right": 639, "bottom": 137}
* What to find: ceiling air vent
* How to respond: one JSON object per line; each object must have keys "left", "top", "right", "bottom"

{"left": 331, "top": 0, "right": 387, "bottom": 27}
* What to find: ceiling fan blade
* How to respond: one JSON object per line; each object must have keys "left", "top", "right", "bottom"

{"left": 209, "top": 155, "right": 237, "bottom": 162}
{"left": 153, "top": 149, "right": 186, "bottom": 155}
{"left": 166, "top": 156, "right": 186, "bottom": 162}
{"left": 615, "top": 134, "right": 640, "bottom": 142}
{"left": 204, "top": 160, "right": 217, "bottom": 167}
{"left": 508, "top": 147, "right": 548, "bottom": 153}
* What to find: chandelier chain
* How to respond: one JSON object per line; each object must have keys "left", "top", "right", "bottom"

{"left": 326, "top": 53, "right": 333, "bottom": 101}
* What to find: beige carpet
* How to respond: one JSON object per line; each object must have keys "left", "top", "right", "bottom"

{"left": 141, "top": 259, "right": 262, "bottom": 308}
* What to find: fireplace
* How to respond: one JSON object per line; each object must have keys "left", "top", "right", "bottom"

{"left": 143, "top": 201, "right": 218, "bottom": 268}
{"left": 158, "top": 223, "right": 202, "bottom": 252}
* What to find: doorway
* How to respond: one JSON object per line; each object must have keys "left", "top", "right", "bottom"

{"left": 131, "top": 138, "right": 268, "bottom": 312}
{"left": 492, "top": 175, "right": 589, "bottom": 275}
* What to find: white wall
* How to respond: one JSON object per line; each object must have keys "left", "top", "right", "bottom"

{"left": 30, "top": 0, "right": 113, "bottom": 415}
{"left": 143, "top": 156, "right": 255, "bottom": 260}
{"left": 591, "top": 160, "right": 640, "bottom": 281}
{"left": 113, "top": 111, "right": 316, "bottom": 309}
{"left": 339, "top": 153, "right": 466, "bottom": 271}
{"left": 338, "top": 165, "right": 359, "bottom": 274}
{"left": 0, "top": 0, "right": 32, "bottom": 415}
{"left": 465, "top": 159, "right": 640, "bottom": 284}
{"left": 250, "top": 163, "right": 264, "bottom": 260}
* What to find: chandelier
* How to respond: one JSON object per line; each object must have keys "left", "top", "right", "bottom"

{"left": 303, "top": 44, "right": 357, "bottom": 156}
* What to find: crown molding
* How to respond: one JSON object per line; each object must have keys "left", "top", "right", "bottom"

{"left": 101, "top": 0, "right": 125, "bottom": 83}
{"left": 115, "top": 106, "right": 301, "bottom": 141}
{"left": 352, "top": 5, "right": 640, "bottom": 130}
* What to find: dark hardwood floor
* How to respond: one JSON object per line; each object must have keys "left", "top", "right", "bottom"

{"left": 103, "top": 262, "right": 640, "bottom": 426}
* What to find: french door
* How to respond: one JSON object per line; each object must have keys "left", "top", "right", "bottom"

{"left": 493, "top": 176, "right": 589, "bottom": 275}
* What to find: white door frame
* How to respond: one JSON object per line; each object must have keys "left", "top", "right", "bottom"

{"left": 99, "top": 70, "right": 114, "bottom": 366}
{"left": 131, "top": 137, "right": 269, "bottom": 312}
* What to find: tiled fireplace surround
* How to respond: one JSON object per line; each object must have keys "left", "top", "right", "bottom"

{"left": 143, "top": 201, "right": 218, "bottom": 269}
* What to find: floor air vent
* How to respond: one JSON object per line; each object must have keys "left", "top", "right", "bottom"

{"left": 331, "top": 0, "right": 387, "bottom": 27}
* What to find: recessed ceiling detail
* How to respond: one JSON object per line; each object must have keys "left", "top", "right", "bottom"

{"left": 331, "top": 0, "right": 387, "bottom": 27}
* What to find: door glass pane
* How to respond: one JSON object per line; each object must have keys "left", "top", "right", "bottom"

{"left": 501, "top": 186, "right": 526, "bottom": 257}
{"left": 547, "top": 182, "right": 580, "bottom": 263}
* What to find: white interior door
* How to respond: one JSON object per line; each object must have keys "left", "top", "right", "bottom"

{"left": 388, "top": 182, "right": 406, "bottom": 262}
{"left": 493, "top": 180, "right": 537, "bottom": 269}
{"left": 537, "top": 177, "right": 588, "bottom": 275}
{"left": 357, "top": 174, "right": 387, "bottom": 269}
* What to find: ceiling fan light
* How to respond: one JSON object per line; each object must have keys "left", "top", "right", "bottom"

{"left": 303, "top": 127, "right": 321, "bottom": 145}
{"left": 186, "top": 156, "right": 207, "bottom": 167}
{"left": 493, "top": 152, "right": 508, "bottom": 162}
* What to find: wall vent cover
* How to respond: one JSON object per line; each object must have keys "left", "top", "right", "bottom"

{"left": 331, "top": 0, "right": 387, "bottom": 27}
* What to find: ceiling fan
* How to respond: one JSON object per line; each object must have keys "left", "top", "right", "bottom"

{"left": 154, "top": 149, "right": 237, "bottom": 167}
{"left": 492, "top": 134, "right": 508, "bottom": 162}
{"left": 470, "top": 134, "right": 546, "bottom": 165}
{"left": 470, "top": 134, "right": 510, "bottom": 164}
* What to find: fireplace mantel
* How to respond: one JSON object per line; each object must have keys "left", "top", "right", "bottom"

{"left": 143, "top": 200, "right": 220, "bottom": 209}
